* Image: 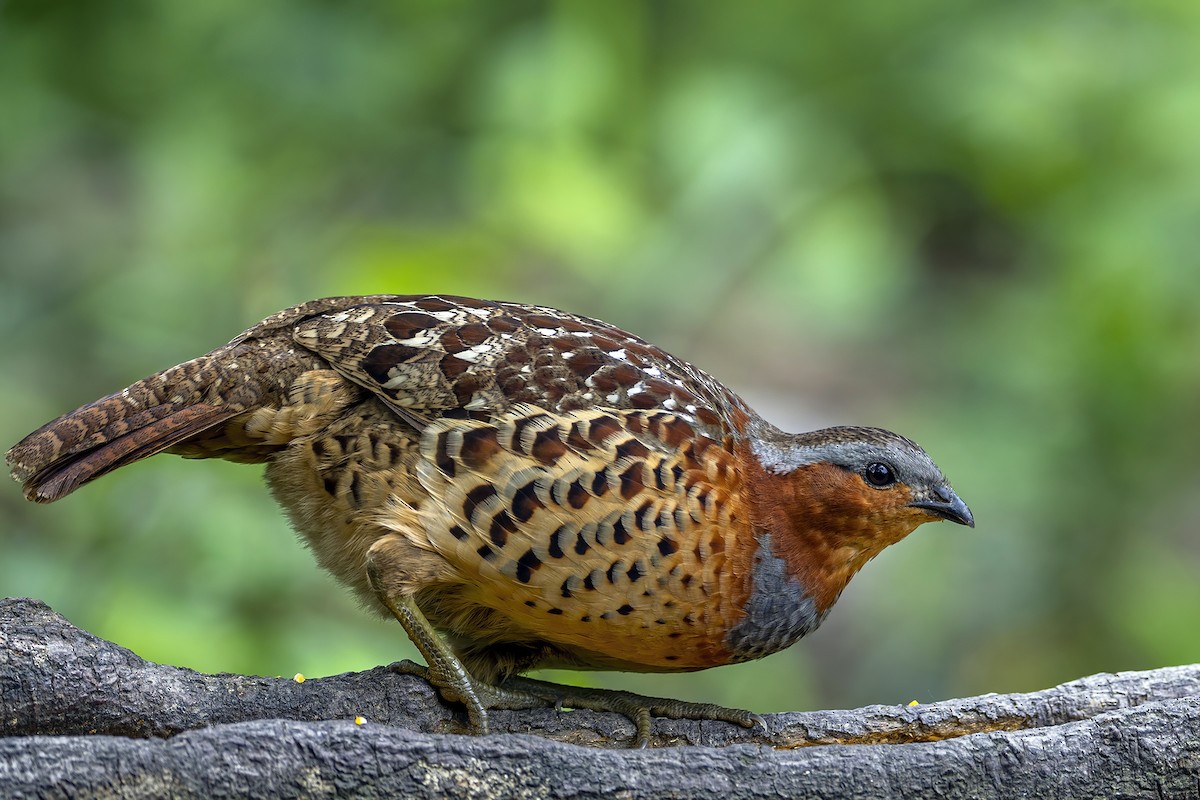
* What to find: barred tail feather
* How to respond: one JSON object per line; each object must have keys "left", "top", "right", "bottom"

{"left": 6, "top": 352, "right": 254, "bottom": 503}
{"left": 10, "top": 403, "right": 238, "bottom": 503}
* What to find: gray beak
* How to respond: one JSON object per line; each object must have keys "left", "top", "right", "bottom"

{"left": 908, "top": 484, "right": 975, "bottom": 528}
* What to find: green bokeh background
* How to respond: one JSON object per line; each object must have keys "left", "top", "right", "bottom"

{"left": 3, "top": 2, "right": 1198, "bottom": 715}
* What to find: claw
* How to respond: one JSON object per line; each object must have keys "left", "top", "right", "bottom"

{"left": 390, "top": 659, "right": 430, "bottom": 679}
{"left": 632, "top": 706, "right": 653, "bottom": 749}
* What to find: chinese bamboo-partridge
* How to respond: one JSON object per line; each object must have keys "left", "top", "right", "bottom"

{"left": 7, "top": 294, "right": 973, "bottom": 745}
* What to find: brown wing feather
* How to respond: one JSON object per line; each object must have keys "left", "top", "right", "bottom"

{"left": 289, "top": 294, "right": 747, "bottom": 438}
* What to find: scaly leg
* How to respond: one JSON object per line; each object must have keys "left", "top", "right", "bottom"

{"left": 365, "top": 538, "right": 552, "bottom": 735}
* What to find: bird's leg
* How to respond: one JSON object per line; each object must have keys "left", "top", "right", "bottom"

{"left": 365, "top": 537, "right": 552, "bottom": 735}
{"left": 496, "top": 675, "right": 763, "bottom": 747}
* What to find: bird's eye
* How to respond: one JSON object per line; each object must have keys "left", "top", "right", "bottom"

{"left": 864, "top": 462, "right": 896, "bottom": 488}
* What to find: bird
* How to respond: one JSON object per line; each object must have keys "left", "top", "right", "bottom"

{"left": 6, "top": 294, "right": 973, "bottom": 746}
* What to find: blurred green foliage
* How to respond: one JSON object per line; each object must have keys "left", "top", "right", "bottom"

{"left": 2, "top": 1, "right": 1198, "bottom": 715}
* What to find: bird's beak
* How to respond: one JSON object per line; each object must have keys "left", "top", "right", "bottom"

{"left": 908, "top": 485, "right": 975, "bottom": 528}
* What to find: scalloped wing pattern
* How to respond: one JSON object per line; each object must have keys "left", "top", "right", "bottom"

{"left": 290, "top": 295, "right": 745, "bottom": 440}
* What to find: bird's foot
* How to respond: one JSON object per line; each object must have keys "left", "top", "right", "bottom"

{"left": 499, "top": 674, "right": 764, "bottom": 747}
{"left": 393, "top": 661, "right": 760, "bottom": 747}
{"left": 390, "top": 659, "right": 553, "bottom": 736}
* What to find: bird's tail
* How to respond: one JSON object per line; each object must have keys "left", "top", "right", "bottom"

{"left": 7, "top": 348, "right": 266, "bottom": 504}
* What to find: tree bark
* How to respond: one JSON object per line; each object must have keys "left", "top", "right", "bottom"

{"left": 1, "top": 597, "right": 1197, "bottom": 798}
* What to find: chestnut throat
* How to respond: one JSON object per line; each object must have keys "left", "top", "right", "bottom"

{"left": 724, "top": 444, "right": 921, "bottom": 661}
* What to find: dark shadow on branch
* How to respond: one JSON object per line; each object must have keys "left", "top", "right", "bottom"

{"left": 2, "top": 597, "right": 1198, "bottom": 798}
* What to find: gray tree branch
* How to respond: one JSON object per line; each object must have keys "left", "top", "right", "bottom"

{"left": 2, "top": 597, "right": 1198, "bottom": 798}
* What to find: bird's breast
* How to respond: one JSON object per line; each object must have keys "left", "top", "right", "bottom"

{"left": 723, "top": 529, "right": 828, "bottom": 661}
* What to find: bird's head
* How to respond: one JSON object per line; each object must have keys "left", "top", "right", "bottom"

{"left": 741, "top": 422, "right": 973, "bottom": 611}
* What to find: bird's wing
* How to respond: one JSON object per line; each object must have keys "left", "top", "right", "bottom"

{"left": 287, "top": 294, "right": 744, "bottom": 436}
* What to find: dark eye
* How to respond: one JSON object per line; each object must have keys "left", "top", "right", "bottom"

{"left": 864, "top": 462, "right": 896, "bottom": 488}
